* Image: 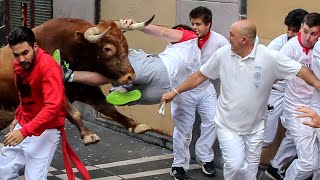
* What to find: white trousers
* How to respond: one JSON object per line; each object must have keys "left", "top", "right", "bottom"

{"left": 311, "top": 129, "right": 320, "bottom": 180}
{"left": 171, "top": 84, "right": 217, "bottom": 169}
{"left": 264, "top": 89, "right": 285, "bottom": 146}
{"left": 0, "top": 123, "right": 60, "bottom": 180}
{"left": 281, "top": 114, "right": 319, "bottom": 180}
{"left": 217, "top": 126, "right": 264, "bottom": 180}
{"left": 270, "top": 130, "right": 296, "bottom": 169}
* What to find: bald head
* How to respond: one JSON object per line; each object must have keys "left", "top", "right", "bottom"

{"left": 229, "top": 19, "right": 257, "bottom": 57}
{"left": 232, "top": 19, "right": 256, "bottom": 40}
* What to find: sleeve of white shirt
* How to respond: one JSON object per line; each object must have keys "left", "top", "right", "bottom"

{"left": 220, "top": 35, "right": 229, "bottom": 47}
{"left": 200, "top": 46, "right": 224, "bottom": 80}
{"left": 312, "top": 41, "right": 320, "bottom": 78}
{"left": 279, "top": 41, "right": 296, "bottom": 60}
{"left": 272, "top": 47, "right": 302, "bottom": 80}
{"left": 267, "top": 34, "right": 287, "bottom": 51}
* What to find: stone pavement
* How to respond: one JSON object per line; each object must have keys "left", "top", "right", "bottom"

{"left": 0, "top": 119, "right": 273, "bottom": 180}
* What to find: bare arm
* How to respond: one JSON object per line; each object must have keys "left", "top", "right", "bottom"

{"left": 160, "top": 70, "right": 208, "bottom": 104}
{"left": 72, "top": 71, "right": 111, "bottom": 86}
{"left": 296, "top": 66, "right": 320, "bottom": 91}
{"left": 122, "top": 19, "right": 183, "bottom": 42}
{"left": 141, "top": 24, "right": 183, "bottom": 43}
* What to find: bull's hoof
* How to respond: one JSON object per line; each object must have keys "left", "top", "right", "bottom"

{"left": 133, "top": 124, "right": 151, "bottom": 133}
{"left": 82, "top": 133, "right": 101, "bottom": 146}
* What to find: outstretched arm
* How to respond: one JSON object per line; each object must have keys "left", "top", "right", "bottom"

{"left": 141, "top": 24, "right": 183, "bottom": 43}
{"left": 72, "top": 71, "right": 111, "bottom": 86}
{"left": 160, "top": 70, "right": 208, "bottom": 104}
{"left": 297, "top": 66, "right": 320, "bottom": 91}
{"left": 122, "top": 19, "right": 183, "bottom": 42}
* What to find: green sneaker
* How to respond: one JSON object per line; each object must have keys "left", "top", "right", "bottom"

{"left": 52, "top": 49, "right": 61, "bottom": 65}
{"left": 52, "top": 49, "right": 70, "bottom": 68}
{"left": 52, "top": 49, "right": 73, "bottom": 82}
{"left": 106, "top": 90, "right": 141, "bottom": 105}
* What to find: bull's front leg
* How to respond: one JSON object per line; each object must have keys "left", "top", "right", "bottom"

{"left": 65, "top": 96, "right": 100, "bottom": 145}
{"left": 0, "top": 110, "right": 14, "bottom": 131}
{"left": 75, "top": 86, "right": 151, "bottom": 134}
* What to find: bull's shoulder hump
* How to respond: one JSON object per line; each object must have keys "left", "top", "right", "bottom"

{"left": 42, "top": 18, "right": 93, "bottom": 26}
{"left": 53, "top": 17, "right": 88, "bottom": 22}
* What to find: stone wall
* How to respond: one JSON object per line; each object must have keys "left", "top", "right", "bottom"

{"left": 53, "top": 0, "right": 95, "bottom": 23}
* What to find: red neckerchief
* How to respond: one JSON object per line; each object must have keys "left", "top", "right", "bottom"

{"left": 198, "top": 31, "right": 211, "bottom": 49}
{"left": 298, "top": 32, "right": 312, "bottom": 54}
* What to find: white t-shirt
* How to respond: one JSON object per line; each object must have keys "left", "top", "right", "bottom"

{"left": 200, "top": 36, "right": 302, "bottom": 134}
{"left": 159, "top": 38, "right": 201, "bottom": 88}
{"left": 282, "top": 36, "right": 314, "bottom": 116}
{"left": 268, "top": 33, "right": 290, "bottom": 92}
{"left": 201, "top": 31, "right": 229, "bottom": 64}
{"left": 197, "top": 31, "right": 229, "bottom": 91}
{"left": 268, "top": 33, "right": 289, "bottom": 51}
{"left": 310, "top": 40, "right": 320, "bottom": 113}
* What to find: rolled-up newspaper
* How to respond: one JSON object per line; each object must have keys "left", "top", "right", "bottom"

{"left": 158, "top": 101, "right": 166, "bottom": 116}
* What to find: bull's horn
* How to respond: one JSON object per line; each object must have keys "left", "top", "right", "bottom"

{"left": 84, "top": 26, "right": 111, "bottom": 43}
{"left": 115, "top": 15, "right": 155, "bottom": 31}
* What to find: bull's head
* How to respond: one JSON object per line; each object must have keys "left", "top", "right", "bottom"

{"left": 82, "top": 15, "right": 155, "bottom": 85}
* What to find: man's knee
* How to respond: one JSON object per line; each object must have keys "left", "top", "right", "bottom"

{"left": 224, "top": 158, "right": 245, "bottom": 173}
{"left": 296, "top": 158, "right": 318, "bottom": 172}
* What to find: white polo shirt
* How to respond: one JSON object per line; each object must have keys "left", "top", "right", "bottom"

{"left": 282, "top": 36, "right": 314, "bottom": 116}
{"left": 159, "top": 38, "right": 201, "bottom": 88}
{"left": 200, "top": 36, "right": 302, "bottom": 134}
{"left": 197, "top": 31, "right": 229, "bottom": 91}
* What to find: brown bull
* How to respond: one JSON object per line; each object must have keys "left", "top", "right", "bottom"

{"left": 0, "top": 16, "right": 154, "bottom": 145}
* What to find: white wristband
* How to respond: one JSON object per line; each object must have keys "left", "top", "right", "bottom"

{"left": 173, "top": 88, "right": 179, "bottom": 95}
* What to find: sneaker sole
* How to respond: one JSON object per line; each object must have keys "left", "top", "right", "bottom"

{"left": 169, "top": 171, "right": 187, "bottom": 180}
{"left": 201, "top": 166, "right": 216, "bottom": 176}
{"left": 196, "top": 158, "right": 215, "bottom": 176}
{"left": 264, "top": 170, "right": 278, "bottom": 180}
{"left": 169, "top": 171, "right": 178, "bottom": 180}
{"left": 106, "top": 90, "right": 141, "bottom": 105}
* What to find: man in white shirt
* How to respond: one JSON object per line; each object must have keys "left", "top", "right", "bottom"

{"left": 160, "top": 19, "right": 320, "bottom": 180}
{"left": 169, "top": 7, "right": 228, "bottom": 180}
{"left": 264, "top": 9, "right": 308, "bottom": 146}
{"left": 268, "top": 13, "right": 320, "bottom": 180}
{"left": 294, "top": 38, "right": 320, "bottom": 180}
{"left": 264, "top": 8, "right": 308, "bottom": 180}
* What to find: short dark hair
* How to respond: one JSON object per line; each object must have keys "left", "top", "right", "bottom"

{"left": 303, "top": 12, "right": 320, "bottom": 28}
{"left": 284, "top": 9, "right": 308, "bottom": 29}
{"left": 189, "top": 6, "right": 212, "bottom": 26}
{"left": 172, "top": 24, "right": 193, "bottom": 31}
{"left": 8, "top": 26, "right": 35, "bottom": 47}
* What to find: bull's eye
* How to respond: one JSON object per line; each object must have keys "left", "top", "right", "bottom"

{"left": 103, "top": 44, "right": 116, "bottom": 57}
{"left": 104, "top": 47, "right": 112, "bottom": 53}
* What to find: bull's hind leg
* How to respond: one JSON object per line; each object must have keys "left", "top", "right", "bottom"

{"left": 65, "top": 96, "right": 100, "bottom": 145}
{"left": 75, "top": 86, "right": 151, "bottom": 134}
